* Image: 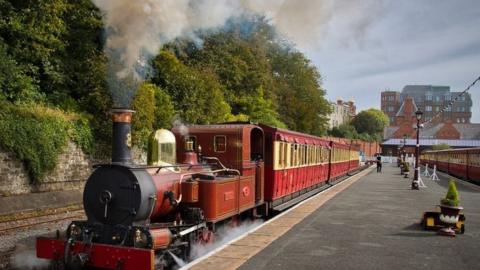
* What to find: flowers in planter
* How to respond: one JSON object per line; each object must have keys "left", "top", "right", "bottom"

{"left": 438, "top": 179, "right": 463, "bottom": 236}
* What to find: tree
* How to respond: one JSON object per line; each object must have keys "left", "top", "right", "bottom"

{"left": 240, "top": 86, "right": 286, "bottom": 127}
{"left": 153, "top": 86, "right": 175, "bottom": 130}
{"left": 0, "top": 0, "right": 112, "bottom": 157}
{"left": 351, "top": 109, "right": 389, "bottom": 138}
{"left": 268, "top": 46, "right": 331, "bottom": 135}
{"left": 329, "top": 123, "right": 358, "bottom": 139}
{"left": 151, "top": 50, "right": 231, "bottom": 124}
{"left": 168, "top": 18, "right": 331, "bottom": 135}
{"left": 131, "top": 83, "right": 156, "bottom": 149}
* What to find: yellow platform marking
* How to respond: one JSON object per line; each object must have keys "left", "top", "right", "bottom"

{"left": 427, "top": 217, "right": 435, "bottom": 227}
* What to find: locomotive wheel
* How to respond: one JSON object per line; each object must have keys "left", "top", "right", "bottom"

{"left": 201, "top": 229, "right": 215, "bottom": 243}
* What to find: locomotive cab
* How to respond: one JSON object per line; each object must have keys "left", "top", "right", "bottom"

{"left": 148, "top": 129, "right": 177, "bottom": 166}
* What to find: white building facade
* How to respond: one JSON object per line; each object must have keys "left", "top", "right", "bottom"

{"left": 328, "top": 99, "right": 356, "bottom": 129}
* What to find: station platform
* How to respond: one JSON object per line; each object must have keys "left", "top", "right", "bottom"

{"left": 189, "top": 163, "right": 480, "bottom": 270}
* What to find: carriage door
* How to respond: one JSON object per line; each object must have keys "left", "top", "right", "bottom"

{"left": 250, "top": 127, "right": 264, "bottom": 203}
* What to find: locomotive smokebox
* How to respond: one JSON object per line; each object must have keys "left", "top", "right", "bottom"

{"left": 111, "top": 108, "right": 135, "bottom": 164}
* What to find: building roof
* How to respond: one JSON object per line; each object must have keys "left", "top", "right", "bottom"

{"left": 381, "top": 139, "right": 480, "bottom": 147}
{"left": 453, "top": 123, "right": 480, "bottom": 139}
{"left": 395, "top": 98, "right": 418, "bottom": 117}
{"left": 383, "top": 123, "right": 480, "bottom": 140}
{"left": 383, "top": 126, "right": 399, "bottom": 139}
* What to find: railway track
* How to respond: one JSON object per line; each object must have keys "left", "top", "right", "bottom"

{"left": 0, "top": 209, "right": 84, "bottom": 236}
{"left": 0, "top": 207, "right": 85, "bottom": 269}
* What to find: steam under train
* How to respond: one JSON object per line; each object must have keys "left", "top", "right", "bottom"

{"left": 36, "top": 108, "right": 365, "bottom": 269}
{"left": 420, "top": 148, "right": 480, "bottom": 184}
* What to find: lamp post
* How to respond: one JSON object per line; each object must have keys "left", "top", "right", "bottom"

{"left": 402, "top": 134, "right": 407, "bottom": 162}
{"left": 412, "top": 110, "right": 423, "bottom": 190}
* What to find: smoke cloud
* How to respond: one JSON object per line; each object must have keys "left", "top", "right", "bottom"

{"left": 10, "top": 243, "right": 49, "bottom": 270}
{"left": 92, "top": 0, "right": 384, "bottom": 107}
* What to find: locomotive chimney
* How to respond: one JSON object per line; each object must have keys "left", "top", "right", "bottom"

{"left": 111, "top": 108, "right": 135, "bottom": 164}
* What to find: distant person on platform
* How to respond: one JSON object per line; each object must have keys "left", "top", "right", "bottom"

{"left": 376, "top": 154, "right": 382, "bottom": 173}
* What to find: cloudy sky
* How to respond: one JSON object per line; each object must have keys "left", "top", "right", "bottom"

{"left": 299, "top": 0, "right": 480, "bottom": 122}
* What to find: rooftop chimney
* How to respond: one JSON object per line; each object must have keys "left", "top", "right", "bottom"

{"left": 111, "top": 108, "right": 135, "bottom": 164}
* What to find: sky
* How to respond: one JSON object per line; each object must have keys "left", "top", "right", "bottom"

{"left": 299, "top": 0, "right": 480, "bottom": 122}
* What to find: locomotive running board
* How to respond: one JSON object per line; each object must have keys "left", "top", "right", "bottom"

{"left": 273, "top": 184, "right": 331, "bottom": 211}
{"left": 36, "top": 237, "right": 155, "bottom": 270}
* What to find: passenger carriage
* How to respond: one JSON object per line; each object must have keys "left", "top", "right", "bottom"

{"left": 421, "top": 148, "right": 480, "bottom": 184}
{"left": 260, "top": 124, "right": 331, "bottom": 210}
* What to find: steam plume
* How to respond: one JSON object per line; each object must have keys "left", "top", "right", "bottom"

{"left": 93, "top": 0, "right": 384, "bottom": 107}
{"left": 11, "top": 243, "right": 49, "bottom": 270}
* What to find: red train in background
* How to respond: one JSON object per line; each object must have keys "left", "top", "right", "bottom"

{"left": 36, "top": 109, "right": 365, "bottom": 270}
{"left": 420, "top": 148, "right": 480, "bottom": 184}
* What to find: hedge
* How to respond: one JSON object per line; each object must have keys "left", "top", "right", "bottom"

{"left": 0, "top": 102, "right": 93, "bottom": 184}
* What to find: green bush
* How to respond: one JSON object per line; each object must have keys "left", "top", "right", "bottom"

{"left": 0, "top": 102, "right": 92, "bottom": 183}
{"left": 441, "top": 180, "right": 460, "bottom": 207}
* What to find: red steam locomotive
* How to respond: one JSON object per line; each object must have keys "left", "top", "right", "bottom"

{"left": 420, "top": 148, "right": 480, "bottom": 184}
{"left": 36, "top": 109, "right": 364, "bottom": 269}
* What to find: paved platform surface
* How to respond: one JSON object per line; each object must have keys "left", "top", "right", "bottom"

{"left": 188, "top": 167, "right": 374, "bottom": 269}
{"left": 238, "top": 164, "right": 480, "bottom": 270}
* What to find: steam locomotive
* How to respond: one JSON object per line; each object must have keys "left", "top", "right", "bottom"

{"left": 36, "top": 109, "right": 364, "bottom": 269}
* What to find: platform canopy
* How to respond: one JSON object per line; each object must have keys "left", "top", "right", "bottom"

{"left": 381, "top": 138, "right": 480, "bottom": 147}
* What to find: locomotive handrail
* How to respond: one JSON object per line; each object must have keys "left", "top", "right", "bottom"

{"left": 153, "top": 164, "right": 207, "bottom": 174}
{"left": 201, "top": 156, "right": 235, "bottom": 171}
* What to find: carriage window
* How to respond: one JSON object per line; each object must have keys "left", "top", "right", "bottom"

{"left": 297, "top": 144, "right": 301, "bottom": 166}
{"left": 300, "top": 145, "right": 304, "bottom": 165}
{"left": 304, "top": 145, "right": 308, "bottom": 165}
{"left": 284, "top": 143, "right": 289, "bottom": 167}
{"left": 214, "top": 136, "right": 226, "bottom": 152}
{"left": 279, "top": 142, "right": 284, "bottom": 168}
{"left": 291, "top": 144, "right": 296, "bottom": 167}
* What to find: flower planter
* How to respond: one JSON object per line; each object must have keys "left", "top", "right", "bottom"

{"left": 438, "top": 204, "right": 463, "bottom": 236}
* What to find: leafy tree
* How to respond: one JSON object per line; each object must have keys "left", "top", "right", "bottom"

{"left": 240, "top": 86, "right": 286, "bottom": 127}
{"left": 329, "top": 123, "right": 358, "bottom": 139}
{"left": 131, "top": 83, "right": 156, "bottom": 149}
{"left": 153, "top": 86, "right": 175, "bottom": 130}
{"left": 351, "top": 108, "right": 389, "bottom": 137}
{"left": 268, "top": 46, "right": 331, "bottom": 135}
{"left": 0, "top": 0, "right": 111, "bottom": 157}
{"left": 151, "top": 50, "right": 231, "bottom": 124}
{"left": 181, "top": 30, "right": 276, "bottom": 116}
{"left": 166, "top": 18, "right": 330, "bottom": 133}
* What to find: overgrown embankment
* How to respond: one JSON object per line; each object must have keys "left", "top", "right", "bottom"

{"left": 0, "top": 102, "right": 92, "bottom": 184}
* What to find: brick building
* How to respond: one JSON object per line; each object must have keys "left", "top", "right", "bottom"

{"left": 383, "top": 96, "right": 480, "bottom": 140}
{"left": 381, "top": 85, "right": 472, "bottom": 126}
{"left": 380, "top": 90, "right": 480, "bottom": 156}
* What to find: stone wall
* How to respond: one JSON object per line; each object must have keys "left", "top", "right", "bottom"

{"left": 0, "top": 142, "right": 92, "bottom": 196}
